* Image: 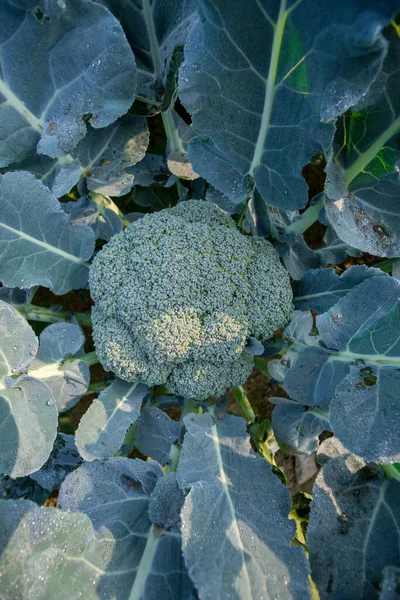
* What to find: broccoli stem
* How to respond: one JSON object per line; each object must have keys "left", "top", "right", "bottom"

{"left": 382, "top": 464, "right": 400, "bottom": 481}
{"left": 166, "top": 445, "right": 181, "bottom": 474}
{"left": 285, "top": 196, "right": 324, "bottom": 236}
{"left": 14, "top": 303, "right": 92, "bottom": 327}
{"left": 373, "top": 258, "right": 393, "bottom": 273}
{"left": 232, "top": 386, "right": 255, "bottom": 422}
{"left": 161, "top": 111, "right": 185, "bottom": 155}
{"left": 232, "top": 386, "right": 282, "bottom": 470}
{"left": 65, "top": 351, "right": 98, "bottom": 366}
{"left": 180, "top": 398, "right": 198, "bottom": 421}
{"left": 82, "top": 380, "right": 110, "bottom": 397}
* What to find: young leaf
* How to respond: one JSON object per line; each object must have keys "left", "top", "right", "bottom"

{"left": 270, "top": 397, "right": 329, "bottom": 455}
{"left": 134, "top": 407, "right": 180, "bottom": 465}
{"left": 10, "top": 115, "right": 149, "bottom": 198}
{"left": 0, "top": 172, "right": 95, "bottom": 294}
{"left": 58, "top": 458, "right": 194, "bottom": 599}
{"left": 0, "top": 474, "right": 49, "bottom": 505}
{"left": 176, "top": 413, "right": 311, "bottom": 600}
{"left": 102, "top": 0, "right": 195, "bottom": 107}
{"left": 0, "top": 0, "right": 136, "bottom": 165}
{"left": 162, "top": 110, "right": 199, "bottom": 179}
{"left": 324, "top": 26, "right": 400, "bottom": 257}
{"left": 62, "top": 197, "right": 123, "bottom": 242}
{"left": 179, "top": 0, "right": 397, "bottom": 210}
{"left": 148, "top": 472, "right": 185, "bottom": 529}
{"left": 30, "top": 323, "right": 90, "bottom": 413}
{"left": 30, "top": 433, "right": 82, "bottom": 492}
{"left": 308, "top": 446, "right": 400, "bottom": 600}
{"left": 75, "top": 380, "right": 148, "bottom": 461}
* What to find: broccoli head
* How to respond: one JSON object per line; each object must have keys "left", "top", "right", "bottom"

{"left": 89, "top": 200, "right": 293, "bottom": 400}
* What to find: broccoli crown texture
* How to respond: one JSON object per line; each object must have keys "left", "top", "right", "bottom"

{"left": 89, "top": 200, "right": 293, "bottom": 400}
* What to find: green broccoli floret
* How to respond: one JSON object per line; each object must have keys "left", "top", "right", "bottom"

{"left": 89, "top": 200, "right": 293, "bottom": 400}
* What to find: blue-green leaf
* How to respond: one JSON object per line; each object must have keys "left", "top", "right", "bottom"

{"left": 29, "top": 322, "right": 90, "bottom": 413}
{"left": 308, "top": 444, "right": 400, "bottom": 600}
{"left": 177, "top": 413, "right": 311, "bottom": 600}
{"left": 0, "top": 498, "right": 114, "bottom": 599}
{"left": 0, "top": 377, "right": 58, "bottom": 477}
{"left": 292, "top": 265, "right": 387, "bottom": 312}
{"left": 270, "top": 397, "right": 329, "bottom": 455}
{"left": 0, "top": 172, "right": 95, "bottom": 294}
{"left": 324, "top": 26, "right": 400, "bottom": 257}
{"left": 0, "top": 474, "right": 49, "bottom": 505}
{"left": 135, "top": 407, "right": 180, "bottom": 465}
{"left": 148, "top": 473, "right": 185, "bottom": 529}
{"left": 10, "top": 115, "right": 149, "bottom": 198}
{"left": 0, "top": 0, "right": 136, "bottom": 165}
{"left": 281, "top": 274, "right": 400, "bottom": 462}
{"left": 58, "top": 458, "right": 194, "bottom": 599}
{"left": 0, "top": 300, "right": 38, "bottom": 378}
{"left": 75, "top": 380, "right": 148, "bottom": 461}
{"left": 30, "top": 433, "right": 82, "bottom": 492}
{"left": 179, "top": 0, "right": 397, "bottom": 210}
{"left": 102, "top": 0, "right": 195, "bottom": 106}
{"left": 62, "top": 197, "right": 123, "bottom": 242}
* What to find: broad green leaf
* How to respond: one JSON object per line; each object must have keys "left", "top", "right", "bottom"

{"left": 324, "top": 25, "right": 400, "bottom": 257}
{"left": 0, "top": 377, "right": 58, "bottom": 477}
{"left": 0, "top": 474, "right": 49, "bottom": 505}
{"left": 8, "top": 115, "right": 149, "bottom": 198}
{"left": 75, "top": 380, "right": 148, "bottom": 461}
{"left": 279, "top": 274, "right": 400, "bottom": 462}
{"left": 292, "top": 265, "right": 387, "bottom": 313}
{"left": 0, "top": 0, "right": 136, "bottom": 165}
{"left": 270, "top": 397, "right": 329, "bottom": 455}
{"left": 176, "top": 413, "right": 311, "bottom": 600}
{"left": 179, "top": 0, "right": 397, "bottom": 210}
{"left": 0, "top": 287, "right": 35, "bottom": 308}
{"left": 308, "top": 444, "right": 400, "bottom": 600}
{"left": 148, "top": 473, "right": 185, "bottom": 529}
{"left": 58, "top": 458, "right": 194, "bottom": 599}
{"left": 102, "top": 0, "right": 195, "bottom": 106}
{"left": 62, "top": 197, "right": 123, "bottom": 242}
{"left": 134, "top": 407, "right": 180, "bottom": 465}
{"left": 0, "top": 499, "right": 114, "bottom": 600}
{"left": 30, "top": 433, "right": 82, "bottom": 492}
{"left": 0, "top": 172, "right": 95, "bottom": 294}
{"left": 0, "top": 300, "right": 38, "bottom": 377}
{"left": 127, "top": 153, "right": 174, "bottom": 187}
{"left": 30, "top": 323, "right": 90, "bottom": 413}
{"left": 380, "top": 566, "right": 400, "bottom": 600}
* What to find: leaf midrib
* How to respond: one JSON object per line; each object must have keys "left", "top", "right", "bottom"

{"left": 342, "top": 115, "right": 400, "bottom": 186}
{"left": 211, "top": 423, "right": 252, "bottom": 595}
{"left": 0, "top": 78, "right": 42, "bottom": 133}
{"left": 0, "top": 221, "right": 86, "bottom": 265}
{"left": 250, "top": 0, "right": 288, "bottom": 174}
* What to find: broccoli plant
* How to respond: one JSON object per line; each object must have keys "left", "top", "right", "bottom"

{"left": 0, "top": 1, "right": 400, "bottom": 600}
